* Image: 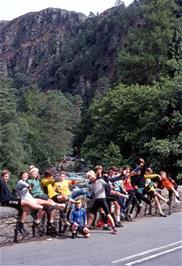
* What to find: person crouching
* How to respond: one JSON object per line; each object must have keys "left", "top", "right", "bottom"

{"left": 69, "top": 199, "right": 90, "bottom": 239}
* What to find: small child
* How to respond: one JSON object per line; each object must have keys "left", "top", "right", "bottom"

{"left": 159, "top": 171, "right": 180, "bottom": 203}
{"left": 144, "top": 179, "right": 169, "bottom": 217}
{"left": 69, "top": 199, "right": 90, "bottom": 239}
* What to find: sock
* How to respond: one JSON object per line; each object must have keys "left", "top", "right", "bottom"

{"left": 19, "top": 222, "right": 24, "bottom": 228}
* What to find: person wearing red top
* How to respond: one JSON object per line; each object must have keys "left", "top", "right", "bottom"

{"left": 122, "top": 166, "right": 138, "bottom": 220}
{"left": 160, "top": 171, "right": 180, "bottom": 203}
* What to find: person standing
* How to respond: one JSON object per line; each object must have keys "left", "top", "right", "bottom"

{"left": 86, "top": 170, "right": 117, "bottom": 234}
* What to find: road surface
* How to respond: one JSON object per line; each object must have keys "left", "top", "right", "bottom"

{"left": 0, "top": 212, "right": 182, "bottom": 266}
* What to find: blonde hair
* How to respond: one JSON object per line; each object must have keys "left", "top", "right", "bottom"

{"left": 86, "top": 170, "right": 96, "bottom": 178}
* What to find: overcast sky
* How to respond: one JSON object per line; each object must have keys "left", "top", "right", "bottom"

{"left": 0, "top": 0, "right": 134, "bottom": 21}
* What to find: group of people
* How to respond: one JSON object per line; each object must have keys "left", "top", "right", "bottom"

{"left": 0, "top": 158, "right": 180, "bottom": 241}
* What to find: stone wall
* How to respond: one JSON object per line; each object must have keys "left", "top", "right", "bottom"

{"left": 0, "top": 207, "right": 35, "bottom": 245}
{"left": 0, "top": 186, "right": 181, "bottom": 246}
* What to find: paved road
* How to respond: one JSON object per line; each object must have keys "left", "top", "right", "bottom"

{"left": 0, "top": 212, "right": 182, "bottom": 266}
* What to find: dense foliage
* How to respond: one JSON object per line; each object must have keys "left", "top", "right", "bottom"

{"left": 118, "top": 0, "right": 182, "bottom": 84}
{"left": 79, "top": 0, "right": 182, "bottom": 182}
{"left": 81, "top": 77, "right": 182, "bottom": 180}
{"left": 0, "top": 78, "right": 82, "bottom": 176}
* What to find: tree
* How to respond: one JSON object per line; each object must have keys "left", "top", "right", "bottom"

{"left": 0, "top": 77, "right": 28, "bottom": 174}
{"left": 118, "top": 0, "right": 181, "bottom": 85}
{"left": 18, "top": 86, "right": 82, "bottom": 169}
{"left": 115, "top": 0, "right": 125, "bottom": 7}
{"left": 81, "top": 77, "right": 182, "bottom": 181}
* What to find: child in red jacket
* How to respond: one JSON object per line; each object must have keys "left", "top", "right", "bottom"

{"left": 160, "top": 171, "right": 180, "bottom": 203}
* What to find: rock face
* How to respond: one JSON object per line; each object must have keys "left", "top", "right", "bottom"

{"left": 0, "top": 5, "right": 128, "bottom": 99}
{"left": 0, "top": 8, "right": 87, "bottom": 85}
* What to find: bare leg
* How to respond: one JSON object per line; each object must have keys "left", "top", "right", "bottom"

{"left": 21, "top": 199, "right": 43, "bottom": 210}
{"left": 87, "top": 213, "right": 94, "bottom": 227}
{"left": 171, "top": 187, "right": 179, "bottom": 198}
{"left": 49, "top": 209, "right": 57, "bottom": 223}
{"left": 20, "top": 206, "right": 30, "bottom": 223}
{"left": 154, "top": 197, "right": 166, "bottom": 216}
{"left": 35, "top": 198, "right": 65, "bottom": 210}
{"left": 155, "top": 192, "right": 168, "bottom": 203}
{"left": 36, "top": 209, "right": 46, "bottom": 223}
{"left": 107, "top": 214, "right": 115, "bottom": 228}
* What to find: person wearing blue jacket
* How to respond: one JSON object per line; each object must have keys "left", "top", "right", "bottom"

{"left": 69, "top": 199, "right": 90, "bottom": 239}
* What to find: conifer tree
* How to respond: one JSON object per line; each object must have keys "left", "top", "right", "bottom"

{"left": 118, "top": 0, "right": 181, "bottom": 84}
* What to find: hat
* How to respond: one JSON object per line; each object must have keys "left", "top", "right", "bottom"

{"left": 145, "top": 179, "right": 151, "bottom": 187}
{"left": 29, "top": 165, "right": 39, "bottom": 174}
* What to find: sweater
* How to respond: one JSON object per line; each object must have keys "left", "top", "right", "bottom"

{"left": 69, "top": 207, "right": 87, "bottom": 227}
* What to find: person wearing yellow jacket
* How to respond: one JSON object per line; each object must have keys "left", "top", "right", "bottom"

{"left": 41, "top": 170, "right": 67, "bottom": 203}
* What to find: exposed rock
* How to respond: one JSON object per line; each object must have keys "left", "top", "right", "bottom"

{"left": 0, "top": 5, "right": 128, "bottom": 98}
{"left": 0, "top": 8, "right": 87, "bottom": 84}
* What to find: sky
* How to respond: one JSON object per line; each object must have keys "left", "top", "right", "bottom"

{"left": 0, "top": 0, "right": 134, "bottom": 21}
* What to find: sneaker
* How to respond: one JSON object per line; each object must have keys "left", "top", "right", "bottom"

{"left": 88, "top": 225, "right": 95, "bottom": 230}
{"left": 111, "top": 227, "right": 117, "bottom": 234}
{"left": 103, "top": 225, "right": 111, "bottom": 230}
{"left": 175, "top": 196, "right": 180, "bottom": 203}
{"left": 115, "top": 222, "right": 123, "bottom": 227}
{"left": 159, "top": 213, "right": 167, "bottom": 217}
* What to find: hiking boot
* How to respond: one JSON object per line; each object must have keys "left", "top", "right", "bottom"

{"left": 33, "top": 221, "right": 45, "bottom": 236}
{"left": 47, "top": 223, "right": 57, "bottom": 235}
{"left": 62, "top": 223, "right": 69, "bottom": 233}
{"left": 16, "top": 223, "right": 29, "bottom": 238}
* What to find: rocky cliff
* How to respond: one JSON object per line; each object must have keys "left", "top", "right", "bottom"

{"left": 0, "top": 4, "right": 131, "bottom": 99}
{"left": 0, "top": 8, "right": 87, "bottom": 85}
